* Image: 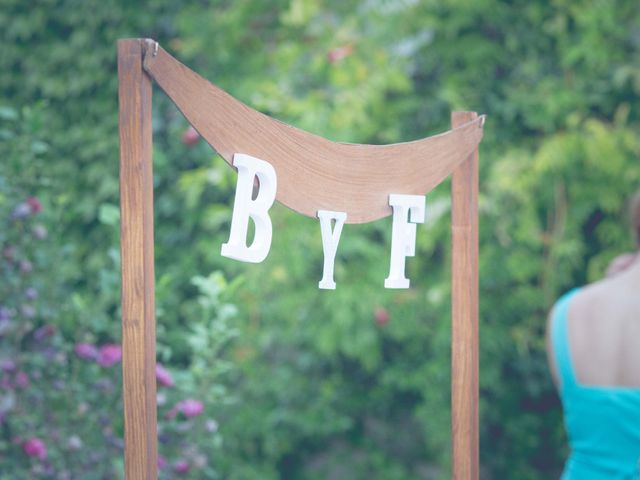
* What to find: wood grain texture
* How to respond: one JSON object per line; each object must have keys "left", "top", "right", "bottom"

{"left": 118, "top": 38, "right": 158, "bottom": 480}
{"left": 451, "top": 111, "right": 479, "bottom": 480}
{"left": 141, "top": 40, "right": 485, "bottom": 224}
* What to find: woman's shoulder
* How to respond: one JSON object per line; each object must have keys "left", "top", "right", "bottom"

{"left": 546, "top": 273, "right": 632, "bottom": 344}
{"left": 550, "top": 287, "right": 583, "bottom": 315}
{"left": 569, "top": 272, "right": 633, "bottom": 314}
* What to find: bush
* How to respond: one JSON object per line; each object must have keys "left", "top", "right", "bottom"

{"left": 1, "top": 0, "right": 639, "bottom": 478}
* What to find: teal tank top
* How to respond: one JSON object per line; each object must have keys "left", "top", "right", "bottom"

{"left": 552, "top": 289, "right": 640, "bottom": 479}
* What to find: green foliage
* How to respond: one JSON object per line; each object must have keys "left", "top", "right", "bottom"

{"left": 1, "top": 0, "right": 639, "bottom": 478}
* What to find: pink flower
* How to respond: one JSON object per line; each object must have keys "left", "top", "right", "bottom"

{"left": 33, "top": 324, "right": 55, "bottom": 341}
{"left": 0, "top": 359, "right": 16, "bottom": 372}
{"left": 74, "top": 343, "right": 98, "bottom": 360}
{"left": 15, "top": 371, "right": 29, "bottom": 388}
{"left": 174, "top": 459, "right": 190, "bottom": 473}
{"left": 182, "top": 126, "right": 200, "bottom": 146}
{"left": 327, "top": 45, "right": 354, "bottom": 64}
{"left": 97, "top": 344, "right": 122, "bottom": 367}
{"left": 374, "top": 307, "right": 390, "bottom": 327}
{"left": 156, "top": 364, "right": 174, "bottom": 387}
{"left": 177, "top": 399, "right": 204, "bottom": 418}
{"left": 23, "top": 438, "right": 47, "bottom": 460}
{"left": 158, "top": 455, "right": 168, "bottom": 469}
{"left": 26, "top": 197, "right": 42, "bottom": 214}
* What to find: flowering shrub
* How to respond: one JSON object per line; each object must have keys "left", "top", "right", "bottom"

{"left": 0, "top": 107, "right": 236, "bottom": 478}
{"left": 3, "top": 0, "right": 640, "bottom": 478}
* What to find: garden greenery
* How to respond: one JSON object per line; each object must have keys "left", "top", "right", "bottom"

{"left": 1, "top": 0, "right": 639, "bottom": 478}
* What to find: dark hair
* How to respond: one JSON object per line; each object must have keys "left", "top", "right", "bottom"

{"left": 631, "top": 192, "right": 640, "bottom": 247}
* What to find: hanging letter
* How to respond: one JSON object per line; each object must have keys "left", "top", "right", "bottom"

{"left": 221, "top": 153, "right": 277, "bottom": 263}
{"left": 317, "top": 210, "right": 347, "bottom": 289}
{"left": 384, "top": 194, "right": 426, "bottom": 289}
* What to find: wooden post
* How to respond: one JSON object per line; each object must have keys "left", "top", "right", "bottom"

{"left": 118, "top": 38, "right": 484, "bottom": 479}
{"left": 451, "top": 111, "right": 479, "bottom": 480}
{"left": 118, "top": 39, "right": 158, "bottom": 479}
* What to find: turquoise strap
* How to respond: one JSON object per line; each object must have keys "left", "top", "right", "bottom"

{"left": 552, "top": 289, "right": 580, "bottom": 391}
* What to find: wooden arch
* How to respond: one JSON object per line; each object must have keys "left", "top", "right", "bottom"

{"left": 118, "top": 38, "right": 481, "bottom": 479}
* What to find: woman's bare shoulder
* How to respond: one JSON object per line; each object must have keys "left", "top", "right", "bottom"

{"left": 572, "top": 270, "right": 635, "bottom": 311}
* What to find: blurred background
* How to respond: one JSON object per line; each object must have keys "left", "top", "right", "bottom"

{"left": 1, "top": 0, "right": 640, "bottom": 478}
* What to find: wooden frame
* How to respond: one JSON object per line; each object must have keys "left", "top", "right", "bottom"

{"left": 118, "top": 39, "right": 157, "bottom": 479}
{"left": 118, "top": 38, "right": 482, "bottom": 479}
